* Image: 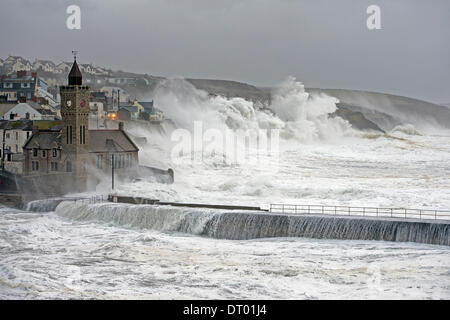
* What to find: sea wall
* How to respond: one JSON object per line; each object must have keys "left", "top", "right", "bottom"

{"left": 50, "top": 201, "right": 450, "bottom": 246}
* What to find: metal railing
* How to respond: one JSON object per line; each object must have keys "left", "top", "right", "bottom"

{"left": 269, "top": 204, "right": 450, "bottom": 221}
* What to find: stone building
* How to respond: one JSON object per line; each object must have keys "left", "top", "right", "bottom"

{"left": 21, "top": 58, "right": 139, "bottom": 193}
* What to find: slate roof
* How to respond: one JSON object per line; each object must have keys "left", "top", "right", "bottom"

{"left": 119, "top": 105, "right": 138, "bottom": 113}
{"left": 23, "top": 131, "right": 61, "bottom": 150}
{"left": 23, "top": 128, "right": 139, "bottom": 153}
{"left": 0, "top": 120, "right": 33, "bottom": 130}
{"left": 89, "top": 130, "right": 139, "bottom": 153}
{"left": 138, "top": 101, "right": 154, "bottom": 108}
{"left": 0, "top": 103, "right": 15, "bottom": 117}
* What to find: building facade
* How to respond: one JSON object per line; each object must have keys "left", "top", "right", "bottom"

{"left": 22, "top": 58, "right": 139, "bottom": 193}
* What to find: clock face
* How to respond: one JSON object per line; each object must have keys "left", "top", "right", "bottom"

{"left": 80, "top": 99, "right": 86, "bottom": 108}
{"left": 67, "top": 100, "right": 72, "bottom": 107}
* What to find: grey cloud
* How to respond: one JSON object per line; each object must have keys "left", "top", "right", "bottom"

{"left": 0, "top": 0, "right": 449, "bottom": 102}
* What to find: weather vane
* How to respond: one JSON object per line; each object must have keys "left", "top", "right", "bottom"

{"left": 72, "top": 50, "right": 78, "bottom": 61}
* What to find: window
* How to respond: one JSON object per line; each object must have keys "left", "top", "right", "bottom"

{"left": 21, "top": 83, "right": 31, "bottom": 88}
{"left": 42, "top": 150, "right": 46, "bottom": 157}
{"left": 51, "top": 162, "right": 58, "bottom": 171}
{"left": 3, "top": 83, "right": 12, "bottom": 89}
{"left": 79, "top": 125, "right": 86, "bottom": 144}
{"left": 66, "top": 126, "right": 73, "bottom": 144}
{"left": 66, "top": 161, "right": 72, "bottom": 172}
{"left": 5, "top": 133, "right": 10, "bottom": 138}
{"left": 32, "top": 161, "right": 39, "bottom": 171}
{"left": 52, "top": 148, "right": 57, "bottom": 157}
{"left": 15, "top": 145, "right": 18, "bottom": 153}
{"left": 15, "top": 132, "right": 18, "bottom": 140}
{"left": 33, "top": 148, "right": 38, "bottom": 157}
{"left": 27, "top": 132, "right": 30, "bottom": 139}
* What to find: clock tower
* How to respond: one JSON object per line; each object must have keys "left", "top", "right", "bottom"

{"left": 60, "top": 56, "right": 90, "bottom": 190}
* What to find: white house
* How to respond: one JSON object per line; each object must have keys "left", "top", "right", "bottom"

{"left": 4, "top": 56, "right": 32, "bottom": 72}
{"left": 0, "top": 120, "right": 33, "bottom": 174}
{"left": 3, "top": 102, "right": 55, "bottom": 120}
{"left": 33, "top": 59, "right": 57, "bottom": 73}
{"left": 56, "top": 62, "right": 72, "bottom": 74}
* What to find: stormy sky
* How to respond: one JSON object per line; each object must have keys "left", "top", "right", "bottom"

{"left": 1, "top": 0, "right": 449, "bottom": 103}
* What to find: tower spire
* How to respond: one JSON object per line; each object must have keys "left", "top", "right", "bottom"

{"left": 68, "top": 51, "right": 82, "bottom": 86}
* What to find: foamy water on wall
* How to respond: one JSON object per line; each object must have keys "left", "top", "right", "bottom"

{"left": 0, "top": 207, "right": 449, "bottom": 299}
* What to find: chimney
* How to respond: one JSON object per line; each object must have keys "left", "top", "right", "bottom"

{"left": 31, "top": 72, "right": 37, "bottom": 78}
{"left": 118, "top": 122, "right": 124, "bottom": 131}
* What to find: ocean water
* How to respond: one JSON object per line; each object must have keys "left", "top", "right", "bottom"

{"left": 0, "top": 207, "right": 449, "bottom": 299}
{"left": 1, "top": 78, "right": 449, "bottom": 299}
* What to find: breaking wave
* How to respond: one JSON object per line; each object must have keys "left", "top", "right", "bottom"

{"left": 150, "top": 76, "right": 354, "bottom": 143}
{"left": 390, "top": 124, "right": 422, "bottom": 136}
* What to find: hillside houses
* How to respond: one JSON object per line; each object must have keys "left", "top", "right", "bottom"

{"left": 34, "top": 59, "right": 57, "bottom": 73}
{"left": 0, "top": 70, "right": 57, "bottom": 106}
{"left": 1, "top": 56, "right": 110, "bottom": 77}
{"left": 3, "top": 56, "right": 33, "bottom": 72}
{"left": 56, "top": 62, "right": 109, "bottom": 76}
{"left": 0, "top": 55, "right": 158, "bottom": 115}
{"left": 0, "top": 56, "right": 157, "bottom": 99}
